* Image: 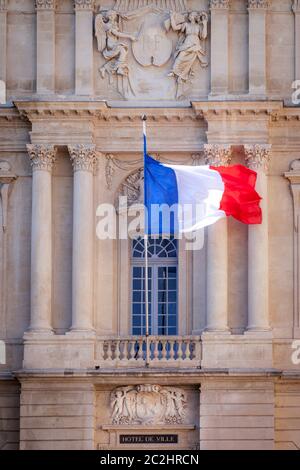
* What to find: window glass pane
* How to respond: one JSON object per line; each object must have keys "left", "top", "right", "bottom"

{"left": 168, "top": 267, "right": 177, "bottom": 277}
{"left": 133, "top": 279, "right": 142, "bottom": 290}
{"left": 168, "top": 327, "right": 177, "bottom": 335}
{"left": 158, "top": 278, "right": 167, "bottom": 290}
{"left": 132, "top": 304, "right": 142, "bottom": 315}
{"left": 168, "top": 303, "right": 176, "bottom": 316}
{"left": 158, "top": 292, "right": 167, "bottom": 302}
{"left": 132, "top": 316, "right": 141, "bottom": 326}
{"left": 133, "top": 267, "right": 141, "bottom": 277}
{"left": 131, "top": 238, "right": 177, "bottom": 336}
{"left": 132, "top": 291, "right": 140, "bottom": 302}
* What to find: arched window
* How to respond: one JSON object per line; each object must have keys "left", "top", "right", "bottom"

{"left": 131, "top": 237, "right": 178, "bottom": 336}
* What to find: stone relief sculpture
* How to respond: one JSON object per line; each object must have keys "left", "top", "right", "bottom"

{"left": 116, "top": 167, "right": 144, "bottom": 209}
{"left": 110, "top": 385, "right": 186, "bottom": 425}
{"left": 165, "top": 11, "right": 208, "bottom": 98}
{"left": 95, "top": 1, "right": 209, "bottom": 100}
{"left": 95, "top": 9, "right": 139, "bottom": 97}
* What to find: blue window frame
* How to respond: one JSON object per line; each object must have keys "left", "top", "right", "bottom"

{"left": 131, "top": 237, "right": 178, "bottom": 336}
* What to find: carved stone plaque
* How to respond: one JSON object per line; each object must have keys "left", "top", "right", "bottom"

{"left": 120, "top": 434, "right": 178, "bottom": 444}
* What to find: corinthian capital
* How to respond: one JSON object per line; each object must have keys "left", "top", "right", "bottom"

{"left": 68, "top": 144, "right": 96, "bottom": 172}
{"left": 35, "top": 0, "right": 57, "bottom": 10}
{"left": 248, "top": 0, "right": 269, "bottom": 10}
{"left": 74, "top": 0, "right": 94, "bottom": 11}
{"left": 204, "top": 144, "right": 232, "bottom": 167}
{"left": 293, "top": 0, "right": 300, "bottom": 13}
{"left": 210, "top": 0, "right": 230, "bottom": 9}
{"left": 244, "top": 144, "right": 271, "bottom": 172}
{"left": 27, "top": 144, "right": 57, "bottom": 172}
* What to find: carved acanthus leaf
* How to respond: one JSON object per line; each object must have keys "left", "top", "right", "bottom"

{"left": 27, "top": 145, "right": 57, "bottom": 172}
{"left": 35, "top": 0, "right": 57, "bottom": 10}
{"left": 204, "top": 144, "right": 232, "bottom": 167}
{"left": 248, "top": 0, "right": 269, "bottom": 9}
{"left": 74, "top": 0, "right": 94, "bottom": 11}
{"left": 210, "top": 0, "right": 230, "bottom": 9}
{"left": 244, "top": 144, "right": 271, "bottom": 172}
{"left": 68, "top": 144, "right": 96, "bottom": 172}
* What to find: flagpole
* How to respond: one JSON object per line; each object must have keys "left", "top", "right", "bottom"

{"left": 142, "top": 115, "right": 150, "bottom": 367}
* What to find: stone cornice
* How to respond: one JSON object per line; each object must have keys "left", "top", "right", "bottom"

{"left": 14, "top": 101, "right": 108, "bottom": 122}
{"left": 35, "top": 0, "right": 57, "bottom": 10}
{"left": 204, "top": 144, "right": 232, "bottom": 167}
{"left": 248, "top": 0, "right": 269, "bottom": 10}
{"left": 0, "top": 107, "right": 29, "bottom": 125}
{"left": 244, "top": 144, "right": 271, "bottom": 172}
{"left": 27, "top": 144, "right": 57, "bottom": 172}
{"left": 11, "top": 100, "right": 300, "bottom": 127}
{"left": 74, "top": 0, "right": 94, "bottom": 11}
{"left": 292, "top": 0, "right": 300, "bottom": 13}
{"left": 192, "top": 101, "right": 283, "bottom": 122}
{"left": 68, "top": 144, "right": 97, "bottom": 173}
{"left": 210, "top": 0, "right": 230, "bottom": 10}
{"left": 0, "top": 0, "right": 8, "bottom": 11}
{"left": 13, "top": 101, "right": 199, "bottom": 124}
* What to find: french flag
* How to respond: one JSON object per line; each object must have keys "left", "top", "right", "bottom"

{"left": 143, "top": 138, "right": 262, "bottom": 235}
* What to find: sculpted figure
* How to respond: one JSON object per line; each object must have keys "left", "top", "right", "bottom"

{"left": 166, "top": 11, "right": 208, "bottom": 95}
{"left": 111, "top": 390, "right": 125, "bottom": 423}
{"left": 95, "top": 9, "right": 138, "bottom": 79}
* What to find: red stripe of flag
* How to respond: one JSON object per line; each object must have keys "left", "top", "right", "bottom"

{"left": 210, "top": 164, "right": 262, "bottom": 225}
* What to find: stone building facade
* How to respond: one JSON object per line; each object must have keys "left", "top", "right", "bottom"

{"left": 0, "top": 0, "right": 300, "bottom": 450}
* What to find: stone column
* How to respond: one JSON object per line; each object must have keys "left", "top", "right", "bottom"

{"left": 68, "top": 144, "right": 96, "bottom": 333}
{"left": 244, "top": 144, "right": 271, "bottom": 332}
{"left": 209, "top": 0, "right": 230, "bottom": 96}
{"left": 74, "top": 0, "right": 94, "bottom": 96}
{"left": 0, "top": 0, "right": 7, "bottom": 85}
{"left": 248, "top": 0, "right": 268, "bottom": 97}
{"left": 204, "top": 144, "right": 232, "bottom": 332}
{"left": 27, "top": 145, "right": 57, "bottom": 333}
{"left": 36, "top": 0, "right": 56, "bottom": 94}
{"left": 293, "top": 0, "right": 300, "bottom": 81}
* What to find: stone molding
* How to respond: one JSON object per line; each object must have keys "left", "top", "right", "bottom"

{"left": 35, "top": 0, "right": 57, "bottom": 10}
{"left": 0, "top": 0, "right": 7, "bottom": 11}
{"left": 27, "top": 144, "right": 57, "bottom": 172}
{"left": 292, "top": 0, "right": 300, "bottom": 13}
{"left": 204, "top": 144, "right": 232, "bottom": 167}
{"left": 68, "top": 144, "right": 96, "bottom": 173}
{"left": 244, "top": 144, "right": 271, "bottom": 172}
{"left": 248, "top": 0, "right": 269, "bottom": 10}
{"left": 210, "top": 0, "right": 230, "bottom": 10}
{"left": 74, "top": 0, "right": 94, "bottom": 11}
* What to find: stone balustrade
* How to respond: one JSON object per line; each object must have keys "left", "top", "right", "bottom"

{"left": 95, "top": 336, "right": 202, "bottom": 369}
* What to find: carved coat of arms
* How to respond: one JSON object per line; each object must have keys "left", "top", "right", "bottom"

{"left": 110, "top": 384, "right": 186, "bottom": 425}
